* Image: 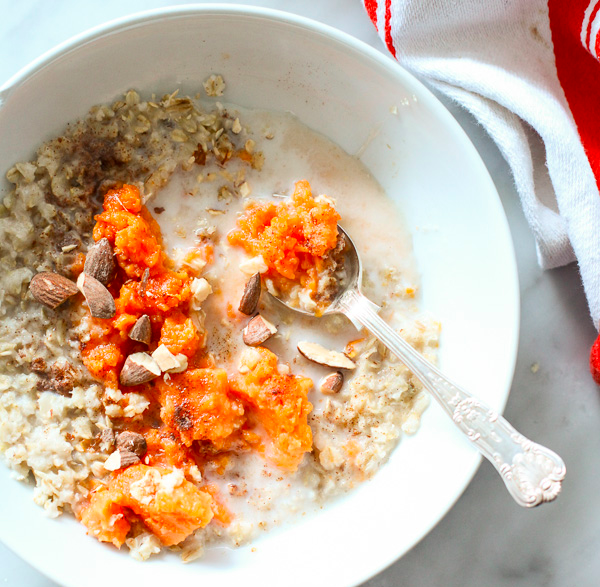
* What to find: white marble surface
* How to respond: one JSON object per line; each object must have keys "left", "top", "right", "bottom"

{"left": 0, "top": 1, "right": 598, "bottom": 586}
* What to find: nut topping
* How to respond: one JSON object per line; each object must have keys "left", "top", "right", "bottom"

{"left": 83, "top": 238, "right": 116, "bottom": 285}
{"left": 139, "top": 267, "right": 150, "bottom": 296}
{"left": 119, "top": 352, "right": 161, "bottom": 386}
{"left": 129, "top": 314, "right": 152, "bottom": 345}
{"left": 320, "top": 372, "right": 344, "bottom": 394}
{"left": 243, "top": 315, "right": 277, "bottom": 346}
{"left": 77, "top": 273, "right": 116, "bottom": 319}
{"left": 98, "top": 428, "right": 115, "bottom": 451}
{"left": 152, "top": 344, "right": 186, "bottom": 373}
{"left": 297, "top": 341, "right": 356, "bottom": 370}
{"left": 104, "top": 448, "right": 140, "bottom": 471}
{"left": 116, "top": 431, "right": 147, "bottom": 457}
{"left": 29, "top": 272, "right": 79, "bottom": 309}
{"left": 238, "top": 272, "right": 261, "bottom": 315}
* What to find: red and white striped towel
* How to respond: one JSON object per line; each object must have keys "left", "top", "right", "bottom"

{"left": 363, "top": 0, "right": 600, "bottom": 327}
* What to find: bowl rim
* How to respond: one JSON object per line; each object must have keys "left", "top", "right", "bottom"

{"left": 0, "top": 4, "right": 520, "bottom": 586}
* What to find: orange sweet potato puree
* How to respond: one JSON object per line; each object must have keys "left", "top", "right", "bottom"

{"left": 79, "top": 184, "right": 316, "bottom": 548}
{"left": 79, "top": 464, "right": 213, "bottom": 547}
{"left": 227, "top": 180, "right": 340, "bottom": 295}
{"left": 230, "top": 348, "right": 313, "bottom": 470}
{"left": 82, "top": 184, "right": 202, "bottom": 387}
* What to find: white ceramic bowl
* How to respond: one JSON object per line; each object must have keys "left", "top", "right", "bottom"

{"left": 0, "top": 6, "right": 519, "bottom": 587}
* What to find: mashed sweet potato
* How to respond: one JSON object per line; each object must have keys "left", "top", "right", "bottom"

{"left": 79, "top": 183, "right": 316, "bottom": 551}
{"left": 227, "top": 180, "right": 340, "bottom": 295}
{"left": 81, "top": 184, "right": 200, "bottom": 387}
{"left": 230, "top": 347, "right": 313, "bottom": 470}
{"left": 79, "top": 464, "right": 213, "bottom": 547}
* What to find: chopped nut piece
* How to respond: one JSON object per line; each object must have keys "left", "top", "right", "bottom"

{"left": 29, "top": 272, "right": 79, "bottom": 309}
{"left": 77, "top": 273, "right": 116, "bottom": 319}
{"left": 98, "top": 428, "right": 115, "bottom": 450}
{"left": 297, "top": 341, "right": 356, "bottom": 370}
{"left": 190, "top": 278, "right": 212, "bottom": 309}
{"left": 320, "top": 372, "right": 344, "bottom": 394}
{"left": 139, "top": 267, "right": 150, "bottom": 296}
{"left": 104, "top": 448, "right": 140, "bottom": 471}
{"left": 239, "top": 255, "right": 268, "bottom": 276}
{"left": 242, "top": 315, "right": 277, "bottom": 346}
{"left": 152, "top": 344, "right": 183, "bottom": 372}
{"left": 169, "top": 354, "right": 188, "bottom": 373}
{"left": 119, "top": 450, "right": 141, "bottom": 468}
{"left": 119, "top": 352, "right": 161, "bottom": 386}
{"left": 83, "top": 238, "right": 116, "bottom": 285}
{"left": 238, "top": 273, "right": 261, "bottom": 315}
{"left": 116, "top": 431, "right": 147, "bottom": 456}
{"left": 231, "top": 118, "right": 242, "bottom": 134}
{"left": 129, "top": 314, "right": 152, "bottom": 345}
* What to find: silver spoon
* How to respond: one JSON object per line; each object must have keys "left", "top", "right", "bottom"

{"left": 273, "top": 226, "right": 566, "bottom": 507}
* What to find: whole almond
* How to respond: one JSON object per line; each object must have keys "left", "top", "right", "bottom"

{"left": 321, "top": 371, "right": 344, "bottom": 394}
{"left": 238, "top": 272, "right": 261, "bottom": 315}
{"left": 129, "top": 314, "right": 152, "bottom": 345}
{"left": 77, "top": 273, "right": 116, "bottom": 319}
{"left": 84, "top": 238, "right": 116, "bottom": 285}
{"left": 116, "top": 431, "right": 147, "bottom": 456}
{"left": 29, "top": 272, "right": 78, "bottom": 309}
{"left": 297, "top": 341, "right": 356, "bottom": 370}
{"left": 119, "top": 352, "right": 161, "bottom": 386}
{"left": 243, "top": 314, "right": 277, "bottom": 346}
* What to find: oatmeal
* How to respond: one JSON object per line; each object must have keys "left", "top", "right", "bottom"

{"left": 0, "top": 86, "right": 440, "bottom": 560}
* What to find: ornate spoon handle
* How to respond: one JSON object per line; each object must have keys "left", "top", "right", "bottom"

{"left": 337, "top": 289, "right": 566, "bottom": 507}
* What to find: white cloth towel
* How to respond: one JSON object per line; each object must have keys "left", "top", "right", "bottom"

{"left": 365, "top": 0, "right": 600, "bottom": 326}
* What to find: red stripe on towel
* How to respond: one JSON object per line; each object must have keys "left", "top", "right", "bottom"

{"left": 550, "top": 0, "right": 600, "bottom": 190}
{"left": 585, "top": 0, "right": 600, "bottom": 50}
{"left": 384, "top": 0, "right": 396, "bottom": 57}
{"left": 365, "top": 0, "right": 379, "bottom": 30}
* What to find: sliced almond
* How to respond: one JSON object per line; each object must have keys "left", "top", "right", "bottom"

{"left": 116, "top": 431, "right": 147, "bottom": 457}
{"left": 77, "top": 273, "right": 116, "bottom": 319}
{"left": 83, "top": 238, "right": 116, "bottom": 285}
{"left": 321, "top": 371, "right": 344, "bottom": 394}
{"left": 119, "top": 352, "right": 161, "bottom": 386}
{"left": 243, "top": 315, "right": 277, "bottom": 346}
{"left": 238, "top": 272, "right": 261, "bottom": 315}
{"left": 297, "top": 341, "right": 356, "bottom": 370}
{"left": 129, "top": 314, "right": 152, "bottom": 345}
{"left": 104, "top": 448, "right": 140, "bottom": 471}
{"left": 29, "top": 272, "right": 78, "bottom": 309}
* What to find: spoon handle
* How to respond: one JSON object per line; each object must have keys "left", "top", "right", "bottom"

{"left": 337, "top": 289, "right": 566, "bottom": 507}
